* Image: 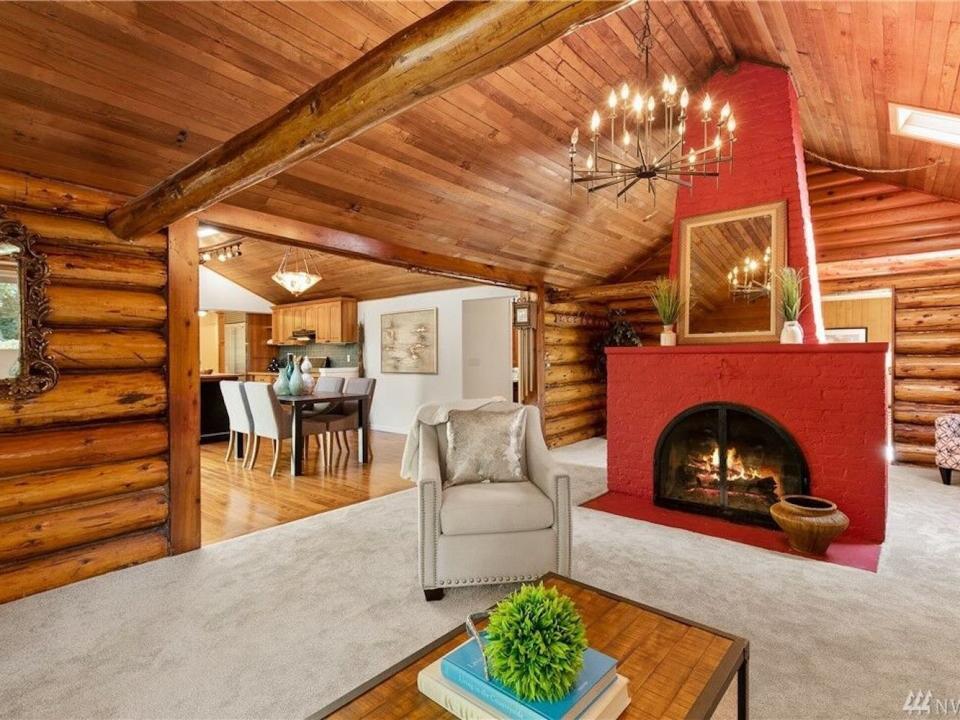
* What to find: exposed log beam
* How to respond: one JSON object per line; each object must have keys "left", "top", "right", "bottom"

{"left": 199, "top": 205, "right": 540, "bottom": 289}
{"left": 548, "top": 279, "right": 656, "bottom": 303}
{"left": 686, "top": 1, "right": 736, "bottom": 67}
{"left": 106, "top": 0, "right": 632, "bottom": 239}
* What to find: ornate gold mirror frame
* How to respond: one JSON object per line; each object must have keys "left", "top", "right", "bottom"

{"left": 0, "top": 214, "right": 58, "bottom": 399}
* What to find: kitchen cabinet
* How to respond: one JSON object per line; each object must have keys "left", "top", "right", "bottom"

{"left": 271, "top": 297, "right": 358, "bottom": 344}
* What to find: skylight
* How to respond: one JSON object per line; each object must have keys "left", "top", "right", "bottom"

{"left": 889, "top": 102, "right": 960, "bottom": 148}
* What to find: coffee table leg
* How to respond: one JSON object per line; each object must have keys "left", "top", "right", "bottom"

{"left": 738, "top": 652, "right": 749, "bottom": 720}
{"left": 291, "top": 403, "right": 304, "bottom": 476}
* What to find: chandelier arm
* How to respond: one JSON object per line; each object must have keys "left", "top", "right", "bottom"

{"left": 659, "top": 155, "right": 733, "bottom": 171}
{"left": 616, "top": 177, "right": 641, "bottom": 198}
{"left": 655, "top": 175, "right": 693, "bottom": 188}
{"left": 587, "top": 176, "right": 636, "bottom": 192}
{"left": 572, "top": 172, "right": 631, "bottom": 183}
{"left": 651, "top": 136, "right": 683, "bottom": 168}
{"left": 659, "top": 170, "right": 719, "bottom": 178}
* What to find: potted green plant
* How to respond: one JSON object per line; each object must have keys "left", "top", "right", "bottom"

{"left": 650, "top": 276, "right": 681, "bottom": 346}
{"left": 484, "top": 583, "right": 588, "bottom": 702}
{"left": 778, "top": 267, "right": 805, "bottom": 344}
{"left": 593, "top": 309, "right": 642, "bottom": 380}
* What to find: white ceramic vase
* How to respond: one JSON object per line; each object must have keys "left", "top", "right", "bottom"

{"left": 660, "top": 324, "right": 677, "bottom": 346}
{"left": 780, "top": 320, "right": 804, "bottom": 344}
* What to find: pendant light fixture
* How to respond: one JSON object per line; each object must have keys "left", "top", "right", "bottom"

{"left": 272, "top": 246, "right": 322, "bottom": 296}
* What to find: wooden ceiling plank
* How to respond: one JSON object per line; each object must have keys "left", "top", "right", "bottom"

{"left": 684, "top": 0, "right": 736, "bottom": 68}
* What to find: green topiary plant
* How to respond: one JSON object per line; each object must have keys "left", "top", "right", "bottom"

{"left": 650, "top": 275, "right": 682, "bottom": 326}
{"left": 484, "top": 583, "right": 588, "bottom": 702}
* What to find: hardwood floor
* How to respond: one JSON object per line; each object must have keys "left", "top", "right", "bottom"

{"left": 200, "top": 430, "right": 410, "bottom": 545}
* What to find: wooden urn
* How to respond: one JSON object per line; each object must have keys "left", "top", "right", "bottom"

{"left": 770, "top": 495, "right": 849, "bottom": 555}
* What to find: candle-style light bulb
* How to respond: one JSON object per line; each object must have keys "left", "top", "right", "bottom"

{"left": 669, "top": 76, "right": 678, "bottom": 95}
{"left": 647, "top": 96, "right": 655, "bottom": 112}
{"left": 714, "top": 133, "right": 722, "bottom": 149}
{"left": 632, "top": 93, "right": 643, "bottom": 113}
{"left": 702, "top": 93, "right": 713, "bottom": 114}
{"left": 586, "top": 154, "right": 594, "bottom": 170}
{"left": 688, "top": 150, "right": 696, "bottom": 166}
{"left": 570, "top": 127, "right": 579, "bottom": 146}
{"left": 727, "top": 115, "right": 736, "bottom": 134}
{"left": 623, "top": 130, "right": 630, "bottom": 147}
{"left": 680, "top": 88, "right": 689, "bottom": 109}
{"left": 620, "top": 82, "right": 630, "bottom": 102}
{"left": 720, "top": 102, "right": 731, "bottom": 121}
{"left": 607, "top": 90, "right": 617, "bottom": 110}
{"left": 590, "top": 110, "right": 601, "bottom": 132}
{"left": 661, "top": 75, "right": 669, "bottom": 93}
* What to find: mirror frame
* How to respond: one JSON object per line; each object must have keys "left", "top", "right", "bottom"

{"left": 0, "top": 215, "right": 58, "bottom": 399}
{"left": 677, "top": 200, "right": 788, "bottom": 345}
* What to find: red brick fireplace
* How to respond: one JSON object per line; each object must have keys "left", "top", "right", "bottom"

{"left": 601, "top": 344, "right": 888, "bottom": 550}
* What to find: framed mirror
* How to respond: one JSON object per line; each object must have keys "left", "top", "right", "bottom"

{"left": 0, "top": 216, "right": 58, "bottom": 399}
{"left": 678, "top": 201, "right": 787, "bottom": 344}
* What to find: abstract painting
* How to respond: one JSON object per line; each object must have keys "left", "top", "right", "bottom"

{"left": 380, "top": 308, "right": 438, "bottom": 374}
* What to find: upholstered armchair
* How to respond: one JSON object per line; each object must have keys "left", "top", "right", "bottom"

{"left": 935, "top": 414, "right": 960, "bottom": 485}
{"left": 415, "top": 402, "right": 572, "bottom": 601}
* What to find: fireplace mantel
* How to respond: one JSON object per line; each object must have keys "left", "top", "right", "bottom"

{"left": 605, "top": 343, "right": 888, "bottom": 543}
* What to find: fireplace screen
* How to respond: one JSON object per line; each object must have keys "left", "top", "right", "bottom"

{"left": 654, "top": 403, "right": 808, "bottom": 527}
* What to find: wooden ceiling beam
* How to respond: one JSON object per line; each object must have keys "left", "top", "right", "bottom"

{"left": 199, "top": 204, "right": 540, "bottom": 290}
{"left": 685, "top": 1, "right": 736, "bottom": 68}
{"left": 105, "top": 0, "right": 632, "bottom": 240}
{"left": 548, "top": 279, "right": 656, "bottom": 303}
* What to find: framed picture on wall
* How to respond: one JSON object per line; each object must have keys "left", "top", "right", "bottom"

{"left": 825, "top": 327, "right": 868, "bottom": 343}
{"left": 380, "top": 308, "right": 438, "bottom": 374}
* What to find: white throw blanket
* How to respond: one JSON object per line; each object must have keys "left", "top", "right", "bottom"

{"left": 400, "top": 397, "right": 506, "bottom": 481}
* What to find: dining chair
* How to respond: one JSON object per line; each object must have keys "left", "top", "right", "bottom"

{"left": 243, "top": 382, "right": 327, "bottom": 476}
{"left": 219, "top": 380, "right": 253, "bottom": 464}
{"left": 317, "top": 377, "right": 376, "bottom": 464}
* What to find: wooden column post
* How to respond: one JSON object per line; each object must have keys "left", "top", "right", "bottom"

{"left": 535, "top": 286, "right": 547, "bottom": 430}
{"left": 167, "top": 217, "right": 201, "bottom": 553}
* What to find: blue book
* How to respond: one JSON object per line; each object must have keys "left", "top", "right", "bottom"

{"left": 440, "top": 635, "right": 617, "bottom": 720}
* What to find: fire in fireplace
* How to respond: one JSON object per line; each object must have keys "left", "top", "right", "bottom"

{"left": 654, "top": 403, "right": 808, "bottom": 527}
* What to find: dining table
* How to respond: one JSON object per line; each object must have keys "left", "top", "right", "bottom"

{"left": 275, "top": 391, "right": 370, "bottom": 476}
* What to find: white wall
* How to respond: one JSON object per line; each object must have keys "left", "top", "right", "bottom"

{"left": 462, "top": 296, "right": 513, "bottom": 399}
{"left": 358, "top": 285, "right": 517, "bottom": 434}
{"left": 199, "top": 266, "right": 272, "bottom": 313}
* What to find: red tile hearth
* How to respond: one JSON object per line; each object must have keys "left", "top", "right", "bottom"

{"left": 600, "top": 344, "right": 888, "bottom": 571}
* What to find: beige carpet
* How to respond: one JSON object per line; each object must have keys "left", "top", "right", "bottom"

{"left": 0, "top": 463, "right": 958, "bottom": 719}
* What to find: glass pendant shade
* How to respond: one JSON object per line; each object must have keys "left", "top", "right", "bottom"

{"left": 272, "top": 247, "right": 322, "bottom": 296}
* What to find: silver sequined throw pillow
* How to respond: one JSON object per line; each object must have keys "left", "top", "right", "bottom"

{"left": 444, "top": 408, "right": 528, "bottom": 486}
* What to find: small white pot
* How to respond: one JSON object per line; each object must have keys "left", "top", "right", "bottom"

{"left": 661, "top": 324, "right": 677, "bottom": 347}
{"left": 780, "top": 320, "right": 804, "bottom": 344}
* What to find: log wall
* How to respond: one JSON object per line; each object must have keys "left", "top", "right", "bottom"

{"left": 543, "top": 245, "right": 669, "bottom": 448}
{"left": 0, "top": 172, "right": 170, "bottom": 602}
{"left": 808, "top": 163, "right": 960, "bottom": 465}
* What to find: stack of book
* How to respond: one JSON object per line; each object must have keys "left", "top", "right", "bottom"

{"left": 418, "top": 635, "right": 630, "bottom": 720}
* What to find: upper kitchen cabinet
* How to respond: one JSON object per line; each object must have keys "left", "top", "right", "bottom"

{"left": 270, "top": 297, "right": 358, "bottom": 344}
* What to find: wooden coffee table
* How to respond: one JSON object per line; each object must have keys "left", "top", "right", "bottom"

{"left": 312, "top": 573, "right": 749, "bottom": 720}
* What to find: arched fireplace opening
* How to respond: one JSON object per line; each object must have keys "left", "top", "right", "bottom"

{"left": 654, "top": 403, "right": 809, "bottom": 528}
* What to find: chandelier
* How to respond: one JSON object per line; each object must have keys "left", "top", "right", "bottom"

{"left": 567, "top": 2, "right": 736, "bottom": 205}
{"left": 272, "top": 246, "right": 322, "bottom": 296}
{"left": 728, "top": 246, "right": 771, "bottom": 302}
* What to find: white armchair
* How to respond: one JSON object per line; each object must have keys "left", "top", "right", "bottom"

{"left": 415, "top": 402, "right": 572, "bottom": 601}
